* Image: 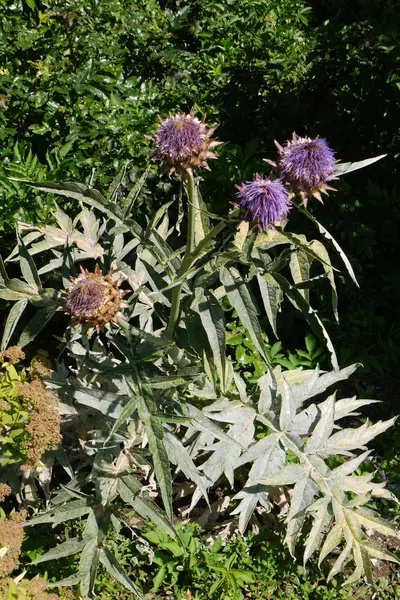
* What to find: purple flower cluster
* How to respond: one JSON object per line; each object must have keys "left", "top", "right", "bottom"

{"left": 278, "top": 134, "right": 336, "bottom": 191}
{"left": 153, "top": 112, "right": 219, "bottom": 172}
{"left": 236, "top": 175, "right": 290, "bottom": 230}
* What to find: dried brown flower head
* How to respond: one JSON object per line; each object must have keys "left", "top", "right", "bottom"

{"left": 16, "top": 380, "right": 61, "bottom": 469}
{"left": 1, "top": 347, "right": 25, "bottom": 364}
{"left": 63, "top": 265, "right": 128, "bottom": 331}
{"left": 0, "top": 517, "right": 24, "bottom": 578}
{"left": 0, "top": 485, "right": 11, "bottom": 503}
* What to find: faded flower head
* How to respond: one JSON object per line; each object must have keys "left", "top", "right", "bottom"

{"left": 0, "top": 516, "right": 24, "bottom": 578}
{"left": 16, "top": 380, "right": 61, "bottom": 469}
{"left": 277, "top": 133, "right": 336, "bottom": 202}
{"left": 152, "top": 111, "right": 220, "bottom": 173}
{"left": 235, "top": 175, "right": 290, "bottom": 230}
{"left": 1, "top": 346, "right": 25, "bottom": 364}
{"left": 63, "top": 264, "right": 128, "bottom": 331}
{"left": 0, "top": 484, "right": 11, "bottom": 503}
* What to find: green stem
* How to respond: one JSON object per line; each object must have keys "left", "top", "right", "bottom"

{"left": 165, "top": 169, "right": 198, "bottom": 341}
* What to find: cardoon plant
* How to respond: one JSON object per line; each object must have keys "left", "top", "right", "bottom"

{"left": 0, "top": 114, "right": 394, "bottom": 598}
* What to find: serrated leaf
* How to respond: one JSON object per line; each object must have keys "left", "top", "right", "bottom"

{"left": 305, "top": 394, "right": 335, "bottom": 453}
{"left": 334, "top": 155, "right": 386, "bottom": 177}
{"left": 289, "top": 250, "right": 310, "bottom": 302}
{"left": 18, "top": 302, "right": 58, "bottom": 348}
{"left": 298, "top": 207, "right": 359, "bottom": 287}
{"left": 105, "top": 395, "right": 139, "bottom": 443}
{"left": 322, "top": 417, "right": 397, "bottom": 456}
{"left": 257, "top": 273, "right": 281, "bottom": 338}
{"left": 79, "top": 538, "right": 100, "bottom": 598}
{"left": 1, "top": 299, "right": 27, "bottom": 350}
{"left": 309, "top": 240, "right": 338, "bottom": 322}
{"left": 326, "top": 543, "right": 352, "bottom": 581}
{"left": 332, "top": 451, "right": 372, "bottom": 478}
{"left": 147, "top": 417, "right": 172, "bottom": 519}
{"left": 18, "top": 234, "right": 41, "bottom": 291}
{"left": 352, "top": 507, "right": 399, "bottom": 538}
{"left": 334, "top": 397, "right": 378, "bottom": 420}
{"left": 361, "top": 539, "right": 400, "bottom": 564}
{"left": 32, "top": 538, "right": 86, "bottom": 564}
{"left": 279, "top": 376, "right": 296, "bottom": 431}
{"left": 164, "top": 431, "right": 209, "bottom": 503}
{"left": 196, "top": 290, "right": 227, "bottom": 392}
{"left": 220, "top": 266, "right": 269, "bottom": 363}
{"left": 287, "top": 475, "right": 317, "bottom": 522}
{"left": 99, "top": 547, "right": 145, "bottom": 599}
{"left": 271, "top": 272, "right": 338, "bottom": 369}
{"left": 303, "top": 499, "right": 332, "bottom": 564}
{"left": 319, "top": 521, "right": 344, "bottom": 566}
{"left": 261, "top": 464, "right": 305, "bottom": 485}
{"left": 118, "top": 476, "right": 176, "bottom": 539}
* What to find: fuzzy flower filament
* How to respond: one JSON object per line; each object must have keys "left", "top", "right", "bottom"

{"left": 152, "top": 111, "right": 220, "bottom": 173}
{"left": 236, "top": 175, "right": 290, "bottom": 230}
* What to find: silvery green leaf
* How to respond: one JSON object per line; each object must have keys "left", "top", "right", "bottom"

{"left": 303, "top": 498, "right": 332, "bottom": 564}
{"left": 79, "top": 538, "right": 100, "bottom": 598}
{"left": 289, "top": 249, "right": 310, "bottom": 302}
{"left": 278, "top": 364, "right": 359, "bottom": 409}
{"left": 205, "top": 402, "right": 255, "bottom": 425}
{"left": 195, "top": 290, "right": 227, "bottom": 392}
{"left": 305, "top": 394, "right": 335, "bottom": 453}
{"left": 184, "top": 404, "right": 238, "bottom": 445}
{"left": 279, "top": 375, "right": 296, "bottom": 431}
{"left": 261, "top": 464, "right": 306, "bottom": 486}
{"left": 147, "top": 416, "right": 172, "bottom": 519}
{"left": 326, "top": 543, "right": 352, "bottom": 582}
{"left": 286, "top": 475, "right": 317, "bottom": 522}
{"left": 233, "top": 372, "right": 248, "bottom": 403}
{"left": 331, "top": 450, "right": 372, "bottom": 478}
{"left": 220, "top": 266, "right": 269, "bottom": 363}
{"left": 352, "top": 507, "right": 399, "bottom": 538}
{"left": 18, "top": 302, "right": 58, "bottom": 348}
{"left": 32, "top": 537, "right": 86, "bottom": 563}
{"left": 258, "top": 370, "right": 277, "bottom": 414}
{"left": 256, "top": 273, "right": 282, "bottom": 338}
{"left": 338, "top": 474, "right": 388, "bottom": 498}
{"left": 318, "top": 521, "right": 344, "bottom": 566}
{"left": 361, "top": 539, "right": 400, "bottom": 564}
{"left": 290, "top": 404, "right": 318, "bottom": 436}
{"left": 309, "top": 241, "right": 339, "bottom": 322}
{"left": 199, "top": 411, "right": 255, "bottom": 487}
{"left": 118, "top": 476, "right": 176, "bottom": 538}
{"left": 99, "top": 547, "right": 145, "bottom": 599}
{"left": 236, "top": 433, "right": 282, "bottom": 468}
{"left": 1, "top": 298, "right": 27, "bottom": 350}
{"left": 164, "top": 431, "right": 210, "bottom": 503}
{"left": 18, "top": 233, "right": 42, "bottom": 291}
{"left": 284, "top": 512, "right": 305, "bottom": 556}
{"left": 55, "top": 384, "right": 128, "bottom": 419}
{"left": 232, "top": 436, "right": 285, "bottom": 532}
{"left": 322, "top": 417, "right": 397, "bottom": 456}
{"left": 334, "top": 397, "right": 379, "bottom": 420}
{"left": 333, "top": 155, "right": 386, "bottom": 177}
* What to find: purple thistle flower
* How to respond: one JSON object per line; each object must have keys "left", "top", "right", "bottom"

{"left": 278, "top": 134, "right": 336, "bottom": 193}
{"left": 152, "top": 112, "right": 220, "bottom": 173}
{"left": 235, "top": 175, "right": 290, "bottom": 230}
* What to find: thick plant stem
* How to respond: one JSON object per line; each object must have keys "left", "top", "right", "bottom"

{"left": 165, "top": 168, "right": 198, "bottom": 341}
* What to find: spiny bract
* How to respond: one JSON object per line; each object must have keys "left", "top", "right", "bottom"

{"left": 63, "top": 264, "right": 128, "bottom": 331}
{"left": 152, "top": 111, "right": 221, "bottom": 173}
